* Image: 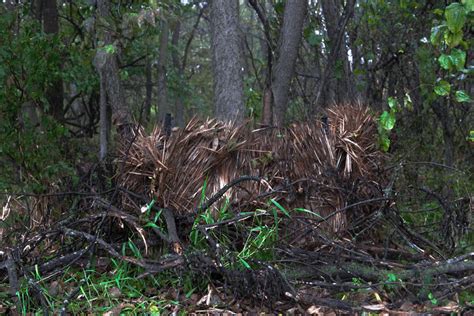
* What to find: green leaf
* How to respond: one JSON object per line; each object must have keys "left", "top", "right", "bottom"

{"left": 379, "top": 134, "right": 391, "bottom": 152}
{"left": 438, "top": 54, "right": 452, "bottom": 70}
{"left": 455, "top": 90, "right": 472, "bottom": 102}
{"left": 142, "top": 198, "right": 155, "bottom": 214}
{"left": 428, "top": 292, "right": 438, "bottom": 305}
{"left": 294, "top": 208, "right": 323, "bottom": 219}
{"left": 104, "top": 44, "right": 116, "bottom": 54}
{"left": 380, "top": 111, "right": 396, "bottom": 130}
{"left": 239, "top": 258, "right": 251, "bottom": 269}
{"left": 270, "top": 199, "right": 290, "bottom": 217}
{"left": 434, "top": 80, "right": 451, "bottom": 96}
{"left": 444, "top": 30, "right": 464, "bottom": 48}
{"left": 462, "top": 0, "right": 474, "bottom": 11}
{"left": 387, "top": 97, "right": 398, "bottom": 110}
{"left": 387, "top": 273, "right": 397, "bottom": 282}
{"left": 445, "top": 3, "right": 467, "bottom": 33}
{"left": 467, "top": 131, "right": 474, "bottom": 142}
{"left": 144, "top": 222, "right": 160, "bottom": 229}
{"left": 450, "top": 48, "right": 466, "bottom": 71}
{"left": 430, "top": 24, "right": 446, "bottom": 45}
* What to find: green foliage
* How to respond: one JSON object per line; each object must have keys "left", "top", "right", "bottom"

{"left": 378, "top": 97, "right": 400, "bottom": 151}
{"left": 383, "top": 273, "right": 403, "bottom": 292}
{"left": 428, "top": 0, "right": 472, "bottom": 140}
{"left": 455, "top": 90, "right": 472, "bottom": 103}
{"left": 445, "top": 3, "right": 467, "bottom": 33}
{"left": 428, "top": 292, "right": 438, "bottom": 305}
{"left": 434, "top": 80, "right": 451, "bottom": 96}
{"left": 190, "top": 183, "right": 285, "bottom": 270}
{"left": 438, "top": 49, "right": 466, "bottom": 71}
{"left": 468, "top": 130, "right": 474, "bottom": 142}
{"left": 0, "top": 117, "right": 76, "bottom": 192}
{"left": 0, "top": 10, "right": 91, "bottom": 192}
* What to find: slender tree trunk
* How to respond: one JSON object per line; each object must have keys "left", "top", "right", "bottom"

{"left": 144, "top": 58, "right": 153, "bottom": 123}
{"left": 210, "top": 0, "right": 245, "bottom": 123}
{"left": 171, "top": 7, "right": 205, "bottom": 127}
{"left": 315, "top": 0, "right": 355, "bottom": 108}
{"left": 347, "top": 11, "right": 361, "bottom": 101}
{"left": 98, "top": 74, "right": 109, "bottom": 161}
{"left": 157, "top": 19, "right": 169, "bottom": 124}
{"left": 39, "top": 0, "right": 64, "bottom": 121}
{"left": 321, "top": 0, "right": 355, "bottom": 105}
{"left": 271, "top": 0, "right": 307, "bottom": 127}
{"left": 94, "top": 0, "right": 133, "bottom": 159}
{"left": 248, "top": 0, "right": 274, "bottom": 125}
{"left": 171, "top": 20, "right": 185, "bottom": 127}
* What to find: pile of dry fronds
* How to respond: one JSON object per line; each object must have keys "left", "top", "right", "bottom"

{"left": 119, "top": 104, "right": 387, "bottom": 233}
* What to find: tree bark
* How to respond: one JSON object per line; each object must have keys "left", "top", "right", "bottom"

{"left": 248, "top": 0, "right": 274, "bottom": 125}
{"left": 144, "top": 58, "right": 153, "bottom": 123}
{"left": 321, "top": 0, "right": 348, "bottom": 104}
{"left": 211, "top": 0, "right": 245, "bottom": 123}
{"left": 171, "top": 20, "right": 184, "bottom": 127}
{"left": 315, "top": 0, "right": 355, "bottom": 108}
{"left": 171, "top": 7, "right": 205, "bottom": 127}
{"left": 41, "top": 0, "right": 64, "bottom": 121}
{"left": 271, "top": 0, "right": 307, "bottom": 127}
{"left": 98, "top": 74, "right": 109, "bottom": 161}
{"left": 157, "top": 19, "right": 169, "bottom": 124}
{"left": 94, "top": 0, "right": 133, "bottom": 159}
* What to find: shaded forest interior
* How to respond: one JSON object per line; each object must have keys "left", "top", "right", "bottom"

{"left": 0, "top": 0, "right": 473, "bottom": 314}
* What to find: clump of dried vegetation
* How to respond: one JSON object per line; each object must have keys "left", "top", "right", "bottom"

{"left": 120, "top": 104, "right": 386, "bottom": 232}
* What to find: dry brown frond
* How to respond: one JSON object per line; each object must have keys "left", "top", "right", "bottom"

{"left": 119, "top": 104, "right": 387, "bottom": 234}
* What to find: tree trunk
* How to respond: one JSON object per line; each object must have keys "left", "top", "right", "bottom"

{"left": 248, "top": 0, "right": 274, "bottom": 125}
{"left": 94, "top": 0, "right": 133, "bottom": 158}
{"left": 315, "top": 0, "right": 355, "bottom": 107}
{"left": 271, "top": 0, "right": 307, "bottom": 127}
{"left": 171, "top": 20, "right": 184, "bottom": 127}
{"left": 157, "top": 19, "right": 169, "bottom": 124}
{"left": 41, "top": 0, "right": 64, "bottom": 121}
{"left": 144, "top": 58, "right": 153, "bottom": 123}
{"left": 98, "top": 74, "right": 109, "bottom": 161}
{"left": 171, "top": 7, "right": 205, "bottom": 127}
{"left": 347, "top": 10, "right": 361, "bottom": 102}
{"left": 210, "top": 0, "right": 245, "bottom": 123}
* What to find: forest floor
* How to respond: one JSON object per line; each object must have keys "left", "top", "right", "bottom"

{"left": 1, "top": 113, "right": 473, "bottom": 314}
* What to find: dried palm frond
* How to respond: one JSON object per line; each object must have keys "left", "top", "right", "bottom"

{"left": 118, "top": 104, "right": 387, "bottom": 233}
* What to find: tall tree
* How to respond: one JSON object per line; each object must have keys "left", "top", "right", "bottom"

{"left": 34, "top": 0, "right": 64, "bottom": 121}
{"left": 144, "top": 58, "right": 153, "bottom": 123}
{"left": 319, "top": 0, "right": 354, "bottom": 105}
{"left": 171, "top": 20, "right": 184, "bottom": 127}
{"left": 94, "top": 0, "right": 133, "bottom": 160}
{"left": 157, "top": 19, "right": 170, "bottom": 123}
{"left": 210, "top": 0, "right": 245, "bottom": 123}
{"left": 247, "top": 0, "right": 273, "bottom": 126}
{"left": 171, "top": 6, "right": 205, "bottom": 127}
{"left": 271, "top": 0, "right": 307, "bottom": 126}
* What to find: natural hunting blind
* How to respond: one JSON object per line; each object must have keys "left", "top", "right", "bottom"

{"left": 119, "top": 104, "right": 387, "bottom": 235}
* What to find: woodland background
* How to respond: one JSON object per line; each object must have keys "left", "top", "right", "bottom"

{"left": 0, "top": 0, "right": 473, "bottom": 314}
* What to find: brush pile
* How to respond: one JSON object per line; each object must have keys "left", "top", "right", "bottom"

{"left": 119, "top": 104, "right": 387, "bottom": 234}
